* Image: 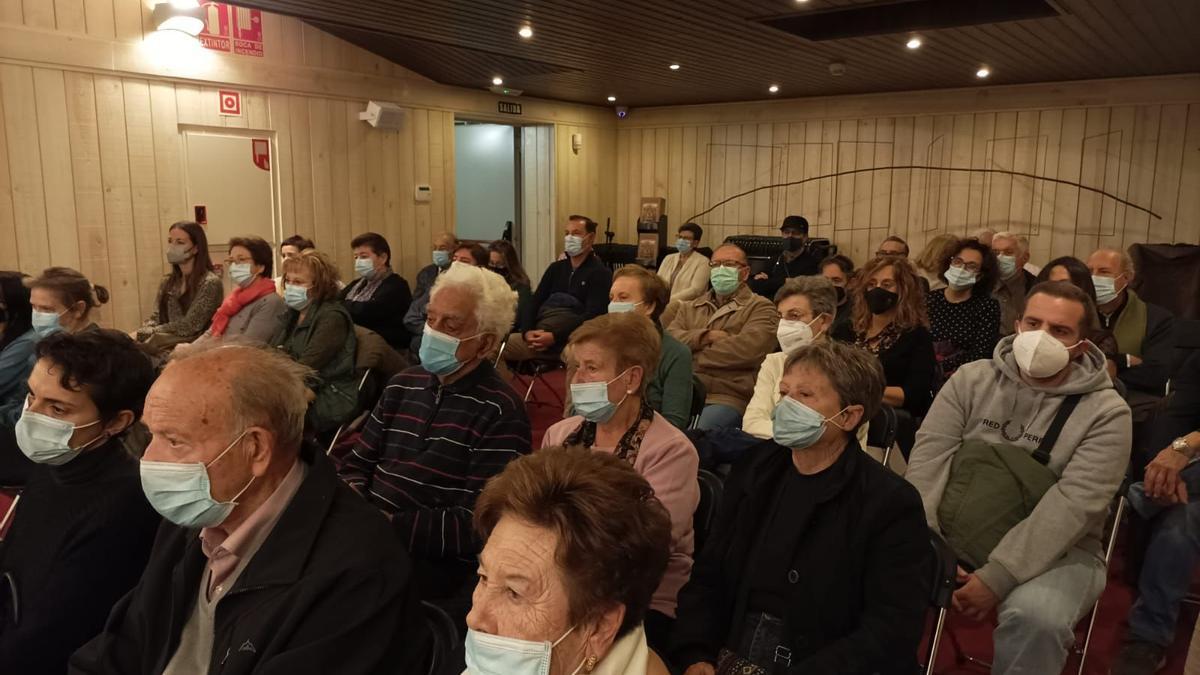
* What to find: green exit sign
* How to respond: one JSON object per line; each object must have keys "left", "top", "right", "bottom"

{"left": 498, "top": 101, "right": 522, "bottom": 115}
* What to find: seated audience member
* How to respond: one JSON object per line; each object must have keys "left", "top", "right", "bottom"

{"left": 1085, "top": 247, "right": 1174, "bottom": 416}
{"left": 543, "top": 312, "right": 697, "bottom": 651}
{"left": 412, "top": 231, "right": 459, "bottom": 301}
{"left": 338, "top": 264, "right": 530, "bottom": 602}
{"left": 0, "top": 274, "right": 34, "bottom": 420}
{"left": 905, "top": 281, "right": 1131, "bottom": 674}
{"left": 405, "top": 243, "right": 487, "bottom": 354}
{"left": 0, "top": 330, "right": 159, "bottom": 673}
{"left": 975, "top": 227, "right": 997, "bottom": 247}
{"left": 852, "top": 256, "right": 936, "bottom": 423}
{"left": 1112, "top": 321, "right": 1200, "bottom": 675}
{"left": 607, "top": 266, "right": 693, "bottom": 429}
{"left": 743, "top": 277, "right": 837, "bottom": 441}
{"left": 189, "top": 237, "right": 285, "bottom": 348}
{"left": 927, "top": 237, "right": 1000, "bottom": 377}
{"left": 1037, "top": 256, "right": 1120, "bottom": 378}
{"left": 468, "top": 447, "right": 673, "bottom": 674}
{"left": 914, "top": 233, "right": 958, "bottom": 292}
{"left": 672, "top": 341, "right": 930, "bottom": 674}
{"left": 668, "top": 244, "right": 779, "bottom": 430}
{"left": 750, "top": 215, "right": 823, "bottom": 299}
{"left": 876, "top": 235, "right": 910, "bottom": 257}
{"left": 27, "top": 267, "right": 109, "bottom": 337}
{"left": 341, "top": 232, "right": 413, "bottom": 350}
{"left": 271, "top": 250, "right": 357, "bottom": 434}
{"left": 1021, "top": 236, "right": 1042, "bottom": 275}
{"left": 135, "top": 221, "right": 224, "bottom": 352}
{"left": 505, "top": 215, "right": 612, "bottom": 361}
{"left": 487, "top": 239, "right": 533, "bottom": 330}
{"left": 135, "top": 220, "right": 224, "bottom": 353}
{"left": 658, "top": 222, "right": 711, "bottom": 303}
{"left": 71, "top": 344, "right": 426, "bottom": 673}
{"left": 274, "top": 234, "right": 314, "bottom": 292}
{"left": 990, "top": 231, "right": 1038, "bottom": 336}
{"left": 820, "top": 254, "right": 856, "bottom": 340}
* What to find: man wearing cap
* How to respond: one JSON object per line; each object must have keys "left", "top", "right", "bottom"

{"left": 750, "top": 215, "right": 824, "bottom": 299}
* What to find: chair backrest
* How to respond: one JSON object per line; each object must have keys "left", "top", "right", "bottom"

{"left": 927, "top": 528, "right": 958, "bottom": 609}
{"left": 594, "top": 243, "right": 641, "bottom": 270}
{"left": 420, "top": 600, "right": 459, "bottom": 675}
{"left": 866, "top": 404, "right": 898, "bottom": 451}
{"left": 694, "top": 470, "right": 724, "bottom": 554}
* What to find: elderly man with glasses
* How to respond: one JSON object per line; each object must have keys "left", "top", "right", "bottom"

{"left": 667, "top": 243, "right": 779, "bottom": 431}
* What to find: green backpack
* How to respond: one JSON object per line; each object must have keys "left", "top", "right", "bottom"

{"left": 937, "top": 395, "right": 1082, "bottom": 570}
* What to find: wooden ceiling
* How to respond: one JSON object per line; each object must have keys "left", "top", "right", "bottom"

{"left": 232, "top": 0, "right": 1200, "bottom": 108}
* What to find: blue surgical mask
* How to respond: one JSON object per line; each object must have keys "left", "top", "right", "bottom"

{"left": 228, "top": 262, "right": 254, "bottom": 287}
{"left": 1092, "top": 274, "right": 1124, "bottom": 306}
{"left": 15, "top": 400, "right": 104, "bottom": 466}
{"left": 570, "top": 368, "right": 632, "bottom": 424}
{"left": 284, "top": 284, "right": 311, "bottom": 311}
{"left": 464, "top": 625, "right": 577, "bottom": 675}
{"left": 772, "top": 397, "right": 848, "bottom": 450}
{"left": 944, "top": 266, "right": 978, "bottom": 289}
{"left": 419, "top": 323, "right": 481, "bottom": 376}
{"left": 31, "top": 309, "right": 65, "bottom": 338}
{"left": 433, "top": 249, "right": 451, "bottom": 268}
{"left": 354, "top": 257, "right": 375, "bottom": 279}
{"left": 676, "top": 238, "right": 692, "bottom": 254}
{"left": 996, "top": 254, "right": 1017, "bottom": 278}
{"left": 710, "top": 266, "right": 741, "bottom": 296}
{"left": 139, "top": 430, "right": 255, "bottom": 529}
{"left": 607, "top": 301, "right": 641, "bottom": 314}
{"left": 564, "top": 235, "right": 585, "bottom": 257}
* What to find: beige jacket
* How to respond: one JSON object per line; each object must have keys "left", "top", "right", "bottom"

{"left": 657, "top": 251, "right": 711, "bottom": 303}
{"left": 667, "top": 284, "right": 779, "bottom": 413}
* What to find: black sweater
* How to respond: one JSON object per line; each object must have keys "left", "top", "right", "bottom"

{"left": 339, "top": 273, "right": 413, "bottom": 350}
{"left": 877, "top": 326, "right": 937, "bottom": 419}
{"left": 0, "top": 441, "right": 159, "bottom": 674}
{"left": 520, "top": 252, "right": 612, "bottom": 345}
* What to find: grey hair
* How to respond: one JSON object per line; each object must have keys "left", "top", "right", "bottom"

{"left": 168, "top": 341, "right": 312, "bottom": 453}
{"left": 774, "top": 276, "right": 837, "bottom": 319}
{"left": 783, "top": 341, "right": 885, "bottom": 431}
{"left": 1093, "top": 246, "right": 1136, "bottom": 277}
{"left": 992, "top": 231, "right": 1028, "bottom": 256}
{"left": 430, "top": 262, "right": 518, "bottom": 339}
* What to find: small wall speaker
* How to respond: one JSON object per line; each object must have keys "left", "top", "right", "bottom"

{"left": 358, "top": 101, "right": 405, "bottom": 130}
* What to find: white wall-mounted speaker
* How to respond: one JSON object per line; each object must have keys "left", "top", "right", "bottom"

{"left": 358, "top": 101, "right": 405, "bottom": 130}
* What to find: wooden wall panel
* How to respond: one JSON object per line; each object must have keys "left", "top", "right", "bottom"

{"left": 612, "top": 100, "right": 1200, "bottom": 266}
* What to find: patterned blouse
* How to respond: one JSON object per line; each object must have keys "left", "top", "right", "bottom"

{"left": 138, "top": 272, "right": 224, "bottom": 341}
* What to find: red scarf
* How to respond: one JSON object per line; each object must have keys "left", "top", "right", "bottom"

{"left": 209, "top": 277, "right": 276, "bottom": 337}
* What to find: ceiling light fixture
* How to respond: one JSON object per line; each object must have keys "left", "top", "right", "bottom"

{"left": 976, "top": 65, "right": 991, "bottom": 78}
{"left": 607, "top": 95, "right": 617, "bottom": 102}
{"left": 906, "top": 36, "right": 922, "bottom": 50}
{"left": 492, "top": 76, "right": 504, "bottom": 86}
{"left": 151, "top": 0, "right": 204, "bottom": 36}
{"left": 768, "top": 84, "right": 780, "bottom": 94}
{"left": 518, "top": 25, "right": 533, "bottom": 39}
{"left": 669, "top": 63, "right": 681, "bottom": 70}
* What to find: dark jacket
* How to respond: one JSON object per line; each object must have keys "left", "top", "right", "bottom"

{"left": 70, "top": 452, "right": 427, "bottom": 675}
{"left": 1102, "top": 290, "right": 1175, "bottom": 398}
{"left": 339, "top": 273, "right": 413, "bottom": 350}
{"left": 519, "top": 252, "right": 613, "bottom": 345}
{"left": 272, "top": 300, "right": 358, "bottom": 433}
{"left": 876, "top": 326, "right": 937, "bottom": 419}
{"left": 1154, "top": 321, "right": 1200, "bottom": 449}
{"left": 671, "top": 440, "right": 931, "bottom": 675}
{"left": 0, "top": 441, "right": 159, "bottom": 674}
{"left": 749, "top": 248, "right": 823, "bottom": 300}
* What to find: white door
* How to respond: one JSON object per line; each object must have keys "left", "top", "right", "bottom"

{"left": 182, "top": 130, "right": 277, "bottom": 263}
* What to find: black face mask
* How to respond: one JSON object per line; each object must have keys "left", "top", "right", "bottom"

{"left": 864, "top": 287, "right": 899, "bottom": 315}
{"left": 834, "top": 286, "right": 847, "bottom": 305}
{"left": 784, "top": 236, "right": 806, "bottom": 252}
{"left": 489, "top": 264, "right": 508, "bottom": 276}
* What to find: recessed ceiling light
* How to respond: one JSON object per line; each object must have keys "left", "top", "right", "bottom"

{"left": 976, "top": 66, "right": 991, "bottom": 78}
{"left": 669, "top": 63, "right": 681, "bottom": 70}
{"left": 795, "top": 0, "right": 810, "bottom": 3}
{"left": 607, "top": 95, "right": 617, "bottom": 102}
{"left": 906, "top": 36, "right": 922, "bottom": 50}
{"left": 492, "top": 76, "right": 504, "bottom": 86}
{"left": 768, "top": 84, "right": 780, "bottom": 94}
{"left": 518, "top": 25, "right": 533, "bottom": 39}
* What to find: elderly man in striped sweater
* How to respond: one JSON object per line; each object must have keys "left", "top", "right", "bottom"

{"left": 338, "top": 263, "right": 531, "bottom": 606}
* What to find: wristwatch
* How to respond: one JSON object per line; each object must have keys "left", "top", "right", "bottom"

{"left": 1171, "top": 437, "right": 1194, "bottom": 459}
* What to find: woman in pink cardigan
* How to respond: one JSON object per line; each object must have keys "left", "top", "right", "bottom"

{"left": 543, "top": 312, "right": 700, "bottom": 655}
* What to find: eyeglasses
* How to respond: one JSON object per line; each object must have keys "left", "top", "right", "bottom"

{"left": 949, "top": 256, "right": 981, "bottom": 273}
{"left": 709, "top": 261, "right": 745, "bottom": 269}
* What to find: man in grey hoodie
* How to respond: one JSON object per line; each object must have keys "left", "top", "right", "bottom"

{"left": 907, "top": 281, "right": 1132, "bottom": 674}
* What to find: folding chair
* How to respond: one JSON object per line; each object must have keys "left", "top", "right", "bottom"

{"left": 1072, "top": 494, "right": 1128, "bottom": 674}
{"left": 923, "top": 528, "right": 959, "bottom": 675}
{"left": 496, "top": 340, "right": 565, "bottom": 406}
{"left": 866, "top": 404, "right": 899, "bottom": 467}
{"left": 326, "top": 368, "right": 374, "bottom": 456}
{"left": 420, "top": 600, "right": 459, "bottom": 675}
{"left": 694, "top": 470, "right": 724, "bottom": 554}
{"left": 0, "top": 492, "right": 20, "bottom": 542}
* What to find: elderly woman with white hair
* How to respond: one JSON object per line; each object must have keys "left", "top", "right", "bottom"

{"left": 338, "top": 263, "right": 533, "bottom": 605}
